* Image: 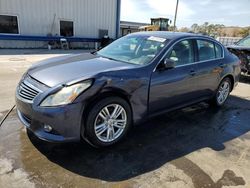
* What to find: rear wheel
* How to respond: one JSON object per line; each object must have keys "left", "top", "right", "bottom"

{"left": 84, "top": 97, "right": 132, "bottom": 147}
{"left": 210, "top": 78, "right": 231, "bottom": 107}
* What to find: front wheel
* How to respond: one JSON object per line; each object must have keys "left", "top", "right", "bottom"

{"left": 84, "top": 97, "right": 132, "bottom": 147}
{"left": 210, "top": 78, "right": 231, "bottom": 107}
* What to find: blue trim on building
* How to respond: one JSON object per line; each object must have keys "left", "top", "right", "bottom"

{"left": 115, "top": 0, "right": 121, "bottom": 39}
{"left": 0, "top": 34, "right": 101, "bottom": 42}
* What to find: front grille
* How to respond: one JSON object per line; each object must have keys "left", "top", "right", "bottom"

{"left": 18, "top": 80, "right": 41, "bottom": 103}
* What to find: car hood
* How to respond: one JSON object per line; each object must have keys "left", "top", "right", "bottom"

{"left": 28, "top": 53, "right": 136, "bottom": 87}
{"left": 227, "top": 45, "right": 250, "bottom": 51}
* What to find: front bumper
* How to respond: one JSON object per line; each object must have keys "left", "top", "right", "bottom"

{"left": 16, "top": 95, "right": 84, "bottom": 143}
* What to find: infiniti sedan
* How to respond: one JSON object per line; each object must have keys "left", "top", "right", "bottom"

{"left": 16, "top": 32, "right": 241, "bottom": 147}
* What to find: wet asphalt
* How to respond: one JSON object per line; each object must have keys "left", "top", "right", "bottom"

{"left": 0, "top": 52, "right": 250, "bottom": 188}
{"left": 0, "top": 90, "right": 250, "bottom": 187}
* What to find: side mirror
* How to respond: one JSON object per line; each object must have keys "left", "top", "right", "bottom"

{"left": 163, "top": 58, "right": 176, "bottom": 69}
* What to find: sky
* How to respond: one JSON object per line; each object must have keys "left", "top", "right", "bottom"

{"left": 121, "top": 0, "right": 250, "bottom": 28}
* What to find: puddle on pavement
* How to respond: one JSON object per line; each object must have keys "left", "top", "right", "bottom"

{"left": 171, "top": 157, "right": 245, "bottom": 188}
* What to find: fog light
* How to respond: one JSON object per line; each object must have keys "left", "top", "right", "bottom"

{"left": 44, "top": 124, "right": 52, "bottom": 132}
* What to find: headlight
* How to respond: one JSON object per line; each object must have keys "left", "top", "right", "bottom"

{"left": 40, "top": 80, "right": 92, "bottom": 107}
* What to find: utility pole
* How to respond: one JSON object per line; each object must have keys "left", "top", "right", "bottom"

{"left": 173, "top": 0, "right": 179, "bottom": 31}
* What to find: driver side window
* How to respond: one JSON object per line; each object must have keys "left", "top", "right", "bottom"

{"left": 167, "top": 40, "right": 194, "bottom": 66}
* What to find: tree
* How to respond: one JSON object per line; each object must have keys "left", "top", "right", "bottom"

{"left": 191, "top": 23, "right": 199, "bottom": 33}
{"left": 168, "top": 26, "right": 177, "bottom": 31}
{"left": 176, "top": 22, "right": 247, "bottom": 37}
{"left": 178, "top": 27, "right": 189, "bottom": 32}
{"left": 239, "top": 27, "right": 250, "bottom": 37}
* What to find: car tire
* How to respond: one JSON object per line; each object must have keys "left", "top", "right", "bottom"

{"left": 84, "top": 97, "right": 132, "bottom": 148}
{"left": 209, "top": 77, "right": 232, "bottom": 107}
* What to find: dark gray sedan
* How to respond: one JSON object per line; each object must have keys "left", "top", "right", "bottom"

{"left": 16, "top": 32, "right": 241, "bottom": 147}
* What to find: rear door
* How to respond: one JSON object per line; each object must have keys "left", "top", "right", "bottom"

{"left": 149, "top": 39, "right": 199, "bottom": 114}
{"left": 194, "top": 39, "right": 224, "bottom": 98}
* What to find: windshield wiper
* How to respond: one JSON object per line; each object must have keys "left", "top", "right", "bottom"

{"left": 96, "top": 53, "right": 136, "bottom": 64}
{"left": 97, "top": 54, "right": 117, "bottom": 61}
{"left": 104, "top": 56, "right": 117, "bottom": 61}
{"left": 91, "top": 50, "right": 98, "bottom": 55}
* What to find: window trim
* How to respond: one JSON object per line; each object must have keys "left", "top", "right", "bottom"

{"left": 59, "top": 19, "right": 74, "bottom": 37}
{"left": 0, "top": 14, "right": 20, "bottom": 35}
{"left": 154, "top": 36, "right": 225, "bottom": 71}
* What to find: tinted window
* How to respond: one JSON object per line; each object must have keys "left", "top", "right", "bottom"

{"left": 0, "top": 15, "right": 19, "bottom": 34}
{"left": 197, "top": 40, "right": 215, "bottom": 61}
{"left": 167, "top": 40, "right": 194, "bottom": 66}
{"left": 215, "top": 43, "right": 223, "bottom": 58}
{"left": 60, "top": 21, "right": 73, "bottom": 37}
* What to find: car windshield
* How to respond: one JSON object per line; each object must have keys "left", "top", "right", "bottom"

{"left": 97, "top": 35, "right": 168, "bottom": 65}
{"left": 237, "top": 36, "right": 250, "bottom": 47}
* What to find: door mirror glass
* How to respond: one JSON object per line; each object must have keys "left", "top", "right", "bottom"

{"left": 169, "top": 57, "right": 178, "bottom": 62}
{"left": 164, "top": 58, "right": 175, "bottom": 69}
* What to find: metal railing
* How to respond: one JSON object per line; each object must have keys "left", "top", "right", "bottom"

{"left": 216, "top": 37, "right": 242, "bottom": 46}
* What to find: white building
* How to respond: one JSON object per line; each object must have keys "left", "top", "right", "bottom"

{"left": 0, "top": 0, "right": 121, "bottom": 48}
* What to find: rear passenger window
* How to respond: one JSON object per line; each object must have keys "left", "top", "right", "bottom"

{"left": 197, "top": 40, "right": 215, "bottom": 61}
{"left": 215, "top": 43, "right": 223, "bottom": 58}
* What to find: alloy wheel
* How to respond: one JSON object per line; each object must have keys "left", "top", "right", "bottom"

{"left": 94, "top": 104, "right": 127, "bottom": 142}
{"left": 216, "top": 81, "right": 230, "bottom": 105}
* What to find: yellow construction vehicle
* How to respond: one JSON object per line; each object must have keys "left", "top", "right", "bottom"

{"left": 139, "top": 18, "right": 171, "bottom": 31}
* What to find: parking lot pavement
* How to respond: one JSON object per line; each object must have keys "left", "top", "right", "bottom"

{"left": 1, "top": 51, "right": 250, "bottom": 188}
{"left": 0, "top": 49, "right": 85, "bottom": 112}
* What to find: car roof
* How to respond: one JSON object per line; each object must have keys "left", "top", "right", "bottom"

{"left": 129, "top": 31, "right": 209, "bottom": 40}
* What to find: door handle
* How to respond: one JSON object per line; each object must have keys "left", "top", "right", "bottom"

{"left": 189, "top": 70, "right": 196, "bottom": 76}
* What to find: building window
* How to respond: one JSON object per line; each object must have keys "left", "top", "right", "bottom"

{"left": 60, "top": 20, "right": 73, "bottom": 37}
{"left": 0, "top": 15, "right": 19, "bottom": 34}
{"left": 99, "top": 29, "right": 109, "bottom": 38}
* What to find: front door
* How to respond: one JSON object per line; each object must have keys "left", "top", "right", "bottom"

{"left": 149, "top": 39, "right": 199, "bottom": 114}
